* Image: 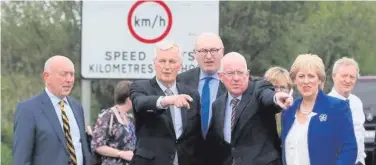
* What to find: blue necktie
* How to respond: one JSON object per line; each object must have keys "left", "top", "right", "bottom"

{"left": 201, "top": 77, "right": 213, "bottom": 137}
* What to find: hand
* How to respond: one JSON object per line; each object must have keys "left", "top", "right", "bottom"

{"left": 275, "top": 92, "right": 293, "bottom": 109}
{"left": 162, "top": 94, "right": 193, "bottom": 109}
{"left": 119, "top": 150, "right": 134, "bottom": 161}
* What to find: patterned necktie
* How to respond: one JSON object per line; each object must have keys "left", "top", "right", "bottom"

{"left": 201, "top": 77, "right": 213, "bottom": 137}
{"left": 230, "top": 98, "right": 240, "bottom": 165}
{"left": 231, "top": 98, "right": 240, "bottom": 130}
{"left": 59, "top": 101, "right": 77, "bottom": 165}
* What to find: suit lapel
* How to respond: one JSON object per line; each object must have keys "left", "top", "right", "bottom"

{"left": 176, "top": 83, "right": 188, "bottom": 138}
{"left": 151, "top": 78, "right": 175, "bottom": 136}
{"left": 231, "top": 94, "right": 250, "bottom": 132}
{"left": 216, "top": 82, "right": 226, "bottom": 97}
{"left": 216, "top": 95, "right": 227, "bottom": 140}
{"left": 231, "top": 83, "right": 255, "bottom": 142}
{"left": 188, "top": 68, "right": 200, "bottom": 90}
{"left": 40, "top": 91, "right": 69, "bottom": 154}
{"left": 307, "top": 90, "right": 328, "bottom": 146}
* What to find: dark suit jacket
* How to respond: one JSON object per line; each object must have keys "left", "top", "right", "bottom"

{"left": 281, "top": 90, "right": 357, "bottom": 165}
{"left": 129, "top": 77, "right": 203, "bottom": 165}
{"left": 374, "top": 130, "right": 376, "bottom": 165}
{"left": 177, "top": 67, "right": 226, "bottom": 97}
{"left": 206, "top": 80, "right": 281, "bottom": 165}
{"left": 13, "top": 90, "right": 92, "bottom": 165}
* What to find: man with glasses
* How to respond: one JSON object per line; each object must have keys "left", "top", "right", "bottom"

{"left": 205, "top": 52, "right": 292, "bottom": 165}
{"left": 178, "top": 32, "right": 226, "bottom": 138}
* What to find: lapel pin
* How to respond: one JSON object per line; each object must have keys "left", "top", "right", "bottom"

{"left": 319, "top": 114, "right": 327, "bottom": 122}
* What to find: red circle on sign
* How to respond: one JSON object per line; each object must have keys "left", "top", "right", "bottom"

{"left": 127, "top": 0, "right": 173, "bottom": 44}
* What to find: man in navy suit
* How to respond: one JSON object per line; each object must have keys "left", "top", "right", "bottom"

{"left": 13, "top": 55, "right": 92, "bottom": 165}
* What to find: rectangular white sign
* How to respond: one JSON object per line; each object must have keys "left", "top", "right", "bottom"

{"left": 81, "top": 1, "right": 219, "bottom": 79}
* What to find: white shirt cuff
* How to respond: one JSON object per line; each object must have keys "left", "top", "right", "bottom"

{"left": 156, "top": 96, "right": 168, "bottom": 109}
{"left": 273, "top": 94, "right": 277, "bottom": 104}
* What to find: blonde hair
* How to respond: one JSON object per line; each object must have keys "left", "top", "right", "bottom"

{"left": 290, "top": 54, "right": 326, "bottom": 89}
{"left": 264, "top": 66, "right": 293, "bottom": 88}
{"left": 332, "top": 57, "right": 360, "bottom": 77}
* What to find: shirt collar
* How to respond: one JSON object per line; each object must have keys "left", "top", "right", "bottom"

{"left": 199, "top": 70, "right": 219, "bottom": 81}
{"left": 156, "top": 79, "right": 177, "bottom": 94}
{"left": 45, "top": 87, "right": 68, "bottom": 104}
{"left": 330, "top": 87, "right": 350, "bottom": 100}
{"left": 227, "top": 92, "right": 242, "bottom": 103}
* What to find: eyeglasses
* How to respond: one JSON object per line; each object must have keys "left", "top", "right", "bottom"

{"left": 274, "top": 85, "right": 291, "bottom": 93}
{"left": 221, "top": 70, "right": 249, "bottom": 78}
{"left": 194, "top": 48, "right": 223, "bottom": 56}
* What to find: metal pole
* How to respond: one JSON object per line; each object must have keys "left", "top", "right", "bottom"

{"left": 81, "top": 79, "right": 91, "bottom": 126}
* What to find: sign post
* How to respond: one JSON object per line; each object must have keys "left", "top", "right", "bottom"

{"left": 81, "top": 0, "right": 219, "bottom": 124}
{"left": 81, "top": 0, "right": 219, "bottom": 79}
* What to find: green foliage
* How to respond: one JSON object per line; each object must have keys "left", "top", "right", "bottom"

{"left": 1, "top": 1, "right": 376, "bottom": 164}
{"left": 1, "top": 143, "right": 13, "bottom": 165}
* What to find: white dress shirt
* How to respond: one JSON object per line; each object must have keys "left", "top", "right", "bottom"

{"left": 328, "top": 88, "right": 366, "bottom": 164}
{"left": 285, "top": 112, "right": 317, "bottom": 165}
{"left": 45, "top": 88, "right": 83, "bottom": 165}
{"left": 223, "top": 94, "right": 242, "bottom": 143}
{"left": 198, "top": 71, "right": 220, "bottom": 129}
{"left": 155, "top": 80, "right": 183, "bottom": 139}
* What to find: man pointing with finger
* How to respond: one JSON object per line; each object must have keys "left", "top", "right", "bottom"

{"left": 129, "top": 40, "right": 203, "bottom": 165}
{"left": 206, "top": 52, "right": 292, "bottom": 165}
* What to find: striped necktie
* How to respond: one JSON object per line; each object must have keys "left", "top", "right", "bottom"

{"left": 231, "top": 98, "right": 240, "bottom": 130}
{"left": 59, "top": 101, "right": 77, "bottom": 165}
{"left": 230, "top": 98, "right": 240, "bottom": 165}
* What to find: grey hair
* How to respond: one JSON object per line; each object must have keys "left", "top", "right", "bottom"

{"left": 332, "top": 57, "right": 360, "bottom": 77}
{"left": 44, "top": 58, "right": 52, "bottom": 72}
{"left": 153, "top": 40, "right": 182, "bottom": 62}
{"left": 218, "top": 52, "right": 247, "bottom": 72}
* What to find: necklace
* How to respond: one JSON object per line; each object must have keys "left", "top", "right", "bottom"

{"left": 114, "top": 106, "right": 128, "bottom": 124}
{"left": 299, "top": 105, "right": 312, "bottom": 115}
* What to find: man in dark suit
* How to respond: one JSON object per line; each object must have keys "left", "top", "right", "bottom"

{"left": 13, "top": 55, "right": 92, "bottom": 165}
{"left": 177, "top": 32, "right": 226, "bottom": 138}
{"left": 129, "top": 41, "right": 203, "bottom": 165}
{"left": 206, "top": 52, "right": 292, "bottom": 165}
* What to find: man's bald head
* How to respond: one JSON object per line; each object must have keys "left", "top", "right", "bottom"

{"left": 44, "top": 55, "right": 74, "bottom": 73}
{"left": 194, "top": 32, "right": 224, "bottom": 75}
{"left": 195, "top": 32, "right": 223, "bottom": 48}
{"left": 43, "top": 55, "right": 75, "bottom": 99}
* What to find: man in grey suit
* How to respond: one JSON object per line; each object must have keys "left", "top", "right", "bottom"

{"left": 177, "top": 32, "right": 226, "bottom": 138}
{"left": 13, "top": 55, "right": 92, "bottom": 165}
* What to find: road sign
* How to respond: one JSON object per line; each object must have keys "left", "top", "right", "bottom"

{"left": 81, "top": 0, "right": 220, "bottom": 79}
{"left": 127, "top": 0, "right": 173, "bottom": 44}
